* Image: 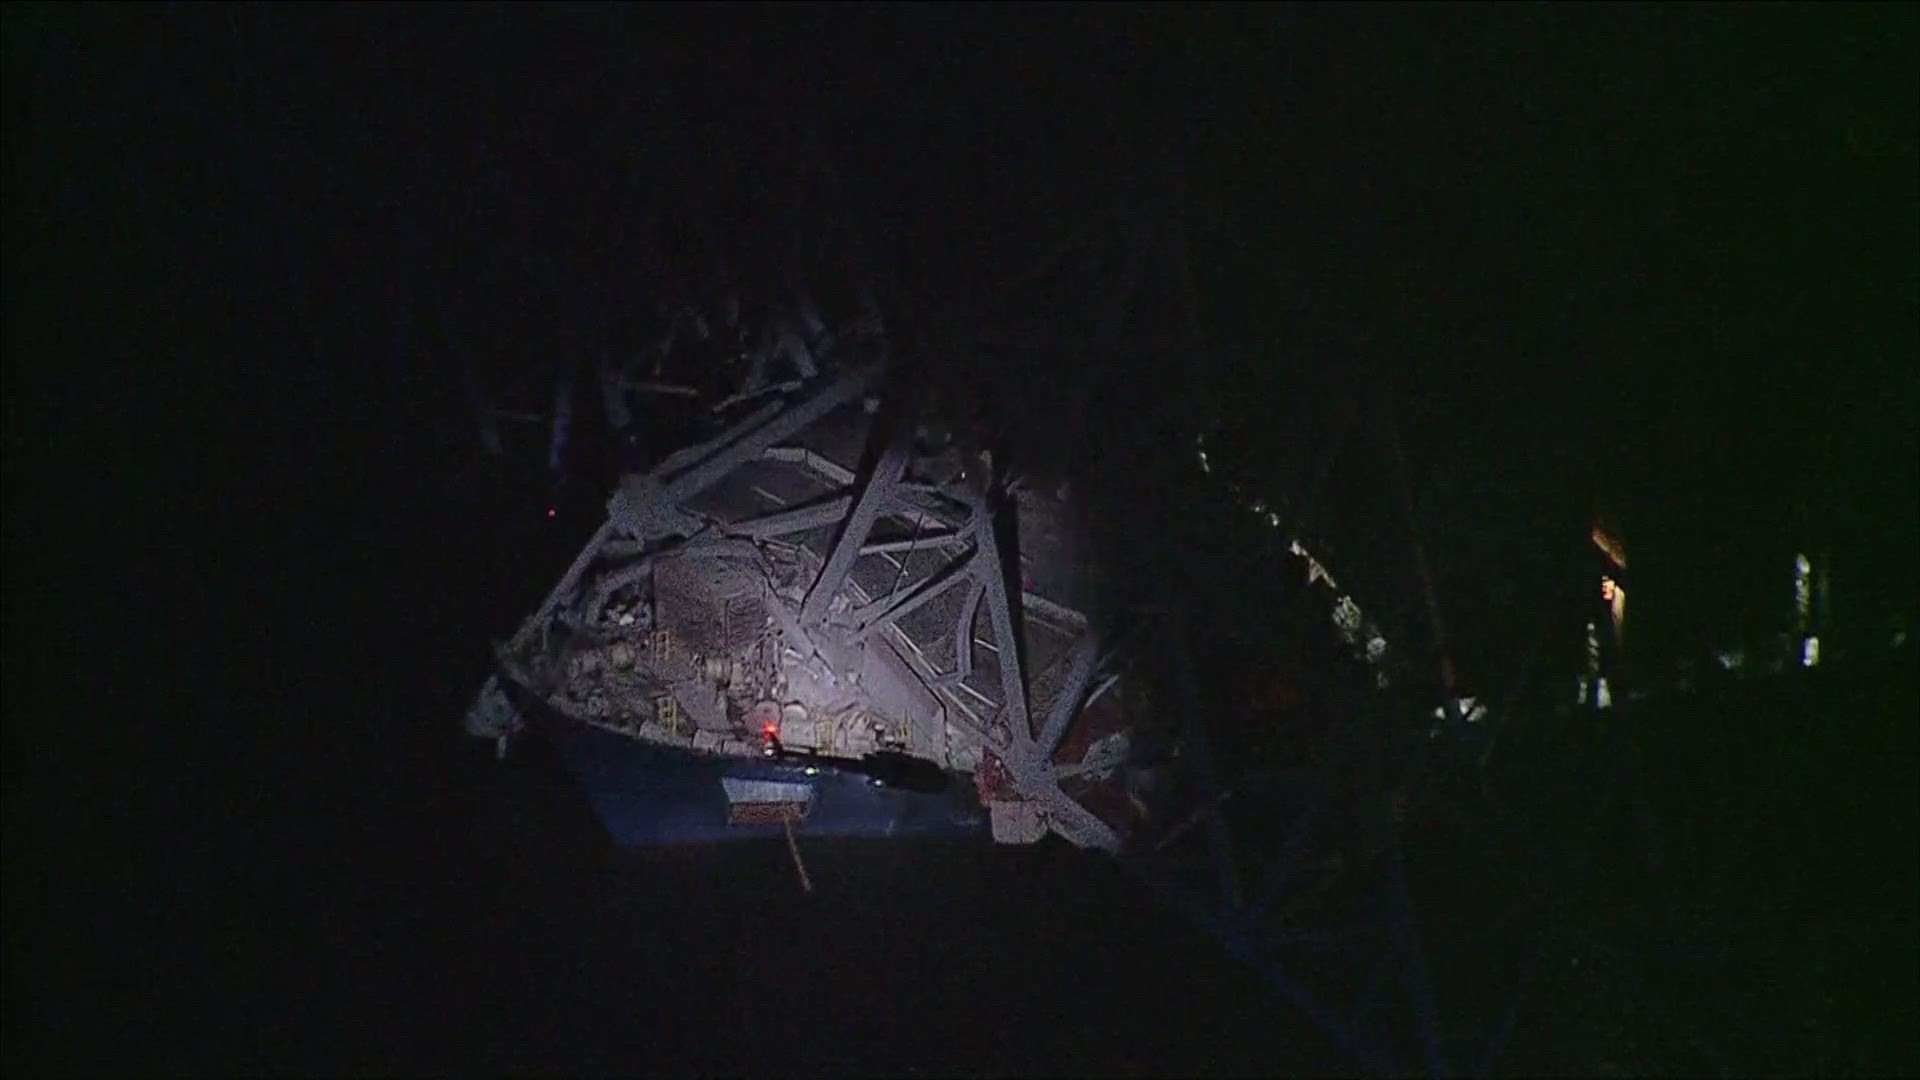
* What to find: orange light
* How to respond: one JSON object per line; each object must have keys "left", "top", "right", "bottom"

{"left": 1601, "top": 577, "right": 1626, "bottom": 639}
{"left": 1590, "top": 526, "right": 1626, "bottom": 570}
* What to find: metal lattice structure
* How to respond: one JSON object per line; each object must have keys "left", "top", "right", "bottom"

{"left": 449, "top": 188, "right": 1575, "bottom": 1076}
{"left": 466, "top": 352, "right": 1136, "bottom": 849}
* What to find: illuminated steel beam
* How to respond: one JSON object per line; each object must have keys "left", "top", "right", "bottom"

{"left": 659, "top": 365, "right": 878, "bottom": 505}
{"left": 971, "top": 493, "right": 1031, "bottom": 753}
{"left": 1023, "top": 590, "right": 1089, "bottom": 632}
{"left": 1033, "top": 781, "right": 1122, "bottom": 851}
{"left": 731, "top": 494, "right": 855, "bottom": 539}
{"left": 846, "top": 548, "right": 980, "bottom": 644}
{"left": 765, "top": 445, "right": 855, "bottom": 486}
{"left": 1590, "top": 525, "right": 1626, "bottom": 570}
{"left": 801, "top": 445, "right": 910, "bottom": 626}
{"left": 656, "top": 399, "right": 784, "bottom": 477}
{"left": 859, "top": 526, "right": 970, "bottom": 556}
{"left": 1038, "top": 631, "right": 1101, "bottom": 754}
{"left": 952, "top": 581, "right": 985, "bottom": 680}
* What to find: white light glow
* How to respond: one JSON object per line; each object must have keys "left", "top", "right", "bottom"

{"left": 1802, "top": 636, "right": 1820, "bottom": 667}
{"left": 1794, "top": 555, "right": 1813, "bottom": 622}
{"left": 1333, "top": 596, "right": 1362, "bottom": 634}
{"left": 1603, "top": 577, "right": 1626, "bottom": 634}
{"left": 1431, "top": 696, "right": 1487, "bottom": 724}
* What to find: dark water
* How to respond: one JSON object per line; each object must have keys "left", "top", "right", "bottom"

{"left": 9, "top": 453, "right": 1339, "bottom": 1078}
{"left": 11, "top": 396, "right": 1914, "bottom": 1076}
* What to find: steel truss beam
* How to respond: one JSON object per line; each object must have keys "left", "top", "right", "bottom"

{"left": 473, "top": 364, "right": 1121, "bottom": 851}
{"left": 844, "top": 548, "right": 979, "bottom": 643}
{"left": 731, "top": 494, "right": 855, "bottom": 539}
{"left": 859, "top": 528, "right": 969, "bottom": 556}
{"left": 801, "top": 445, "right": 910, "bottom": 626}
{"left": 659, "top": 365, "right": 878, "bottom": 507}
{"left": 951, "top": 582, "right": 985, "bottom": 681}
{"left": 1038, "top": 630, "right": 1102, "bottom": 754}
{"left": 969, "top": 490, "right": 1032, "bottom": 761}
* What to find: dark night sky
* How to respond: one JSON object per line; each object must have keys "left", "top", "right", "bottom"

{"left": 6, "top": 3, "right": 1914, "bottom": 670}
{"left": 4, "top": 6, "right": 1916, "bottom": 1074}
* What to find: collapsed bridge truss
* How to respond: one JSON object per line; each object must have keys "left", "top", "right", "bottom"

{"left": 448, "top": 205, "right": 1524, "bottom": 1074}
{"left": 466, "top": 361, "right": 1136, "bottom": 849}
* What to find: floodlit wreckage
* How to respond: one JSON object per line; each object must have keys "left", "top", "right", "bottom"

{"left": 445, "top": 243, "right": 1505, "bottom": 1078}
{"left": 456, "top": 202, "right": 1401, "bottom": 854}
{"left": 465, "top": 352, "right": 1141, "bottom": 849}
{"left": 423, "top": 141, "right": 1748, "bottom": 1076}
{"left": 459, "top": 328, "right": 1405, "bottom": 850}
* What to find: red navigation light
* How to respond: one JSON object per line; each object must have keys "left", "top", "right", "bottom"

{"left": 546, "top": 507, "right": 557, "bottom": 518}
{"left": 762, "top": 722, "right": 778, "bottom": 738}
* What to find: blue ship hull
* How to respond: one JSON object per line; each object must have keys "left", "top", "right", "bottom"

{"left": 533, "top": 713, "right": 992, "bottom": 846}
